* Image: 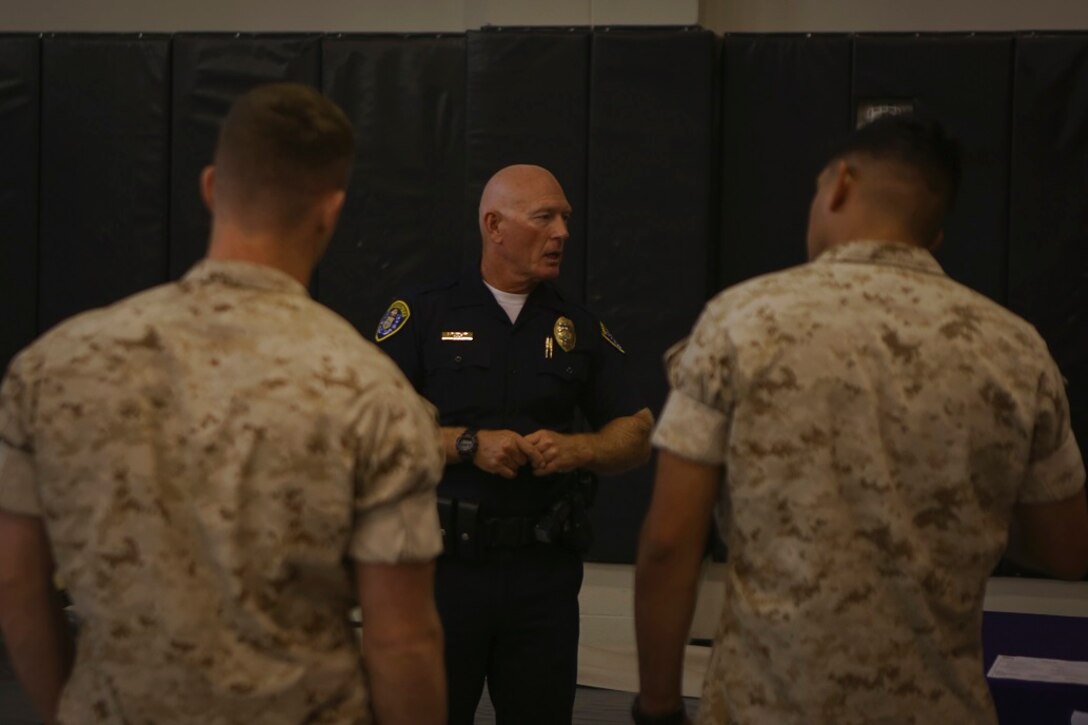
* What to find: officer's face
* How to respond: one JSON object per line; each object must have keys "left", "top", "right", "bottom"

{"left": 499, "top": 180, "right": 572, "bottom": 284}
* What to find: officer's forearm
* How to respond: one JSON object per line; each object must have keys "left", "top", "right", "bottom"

{"left": 579, "top": 408, "right": 654, "bottom": 475}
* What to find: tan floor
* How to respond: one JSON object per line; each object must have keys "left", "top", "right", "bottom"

{"left": 474, "top": 684, "right": 699, "bottom": 724}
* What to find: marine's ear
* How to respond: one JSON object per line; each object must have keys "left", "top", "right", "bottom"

{"left": 200, "top": 166, "right": 216, "bottom": 213}
{"left": 827, "top": 159, "right": 854, "bottom": 212}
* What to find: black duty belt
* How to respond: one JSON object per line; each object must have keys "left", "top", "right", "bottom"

{"left": 438, "top": 470, "right": 597, "bottom": 559}
{"left": 438, "top": 497, "right": 541, "bottom": 559}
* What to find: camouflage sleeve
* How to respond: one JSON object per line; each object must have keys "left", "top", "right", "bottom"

{"left": 349, "top": 374, "right": 444, "bottom": 564}
{"left": 651, "top": 307, "right": 735, "bottom": 466}
{"left": 0, "top": 350, "right": 42, "bottom": 517}
{"left": 1019, "top": 358, "right": 1086, "bottom": 504}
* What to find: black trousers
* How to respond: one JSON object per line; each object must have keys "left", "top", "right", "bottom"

{"left": 435, "top": 544, "right": 584, "bottom": 725}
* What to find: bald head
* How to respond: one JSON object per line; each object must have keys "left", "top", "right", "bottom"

{"left": 478, "top": 165, "right": 565, "bottom": 238}
{"left": 477, "top": 164, "right": 572, "bottom": 293}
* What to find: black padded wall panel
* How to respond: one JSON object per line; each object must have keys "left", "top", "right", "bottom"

{"left": 1008, "top": 35, "right": 1088, "bottom": 471}
{"left": 853, "top": 35, "right": 1013, "bottom": 303}
{"left": 319, "top": 35, "right": 466, "bottom": 335}
{"left": 719, "top": 35, "right": 852, "bottom": 290}
{"left": 466, "top": 29, "right": 590, "bottom": 301}
{"left": 0, "top": 36, "right": 39, "bottom": 372}
{"left": 170, "top": 34, "right": 321, "bottom": 279}
{"left": 39, "top": 35, "right": 170, "bottom": 332}
{"left": 584, "top": 28, "right": 716, "bottom": 562}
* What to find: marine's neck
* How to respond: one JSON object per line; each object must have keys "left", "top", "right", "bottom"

{"left": 206, "top": 218, "right": 316, "bottom": 288}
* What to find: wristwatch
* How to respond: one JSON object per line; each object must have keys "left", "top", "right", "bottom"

{"left": 455, "top": 427, "right": 478, "bottom": 463}
{"left": 630, "top": 696, "right": 687, "bottom": 725}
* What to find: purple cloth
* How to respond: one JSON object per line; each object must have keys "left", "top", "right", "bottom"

{"left": 983, "top": 610, "right": 1088, "bottom": 724}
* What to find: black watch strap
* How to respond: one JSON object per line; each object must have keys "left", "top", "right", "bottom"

{"left": 631, "top": 696, "right": 686, "bottom": 725}
{"left": 456, "top": 427, "right": 478, "bottom": 463}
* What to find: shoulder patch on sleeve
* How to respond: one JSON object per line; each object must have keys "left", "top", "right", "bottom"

{"left": 600, "top": 321, "right": 625, "bottom": 354}
{"left": 375, "top": 300, "right": 411, "bottom": 343}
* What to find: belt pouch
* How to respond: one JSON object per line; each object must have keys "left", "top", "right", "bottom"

{"left": 457, "top": 500, "right": 479, "bottom": 559}
{"left": 437, "top": 497, "right": 456, "bottom": 556}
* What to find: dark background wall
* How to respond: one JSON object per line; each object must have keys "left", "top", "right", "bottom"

{"left": 0, "top": 29, "right": 1084, "bottom": 575}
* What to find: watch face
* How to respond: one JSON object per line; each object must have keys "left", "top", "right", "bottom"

{"left": 457, "top": 430, "right": 476, "bottom": 457}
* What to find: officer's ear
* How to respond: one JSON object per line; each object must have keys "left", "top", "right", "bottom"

{"left": 483, "top": 210, "right": 504, "bottom": 243}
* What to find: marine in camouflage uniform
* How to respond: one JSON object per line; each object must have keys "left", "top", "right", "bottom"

{"left": 0, "top": 259, "right": 443, "bottom": 723}
{"left": 0, "top": 83, "right": 448, "bottom": 724}
{"left": 633, "top": 117, "right": 1088, "bottom": 725}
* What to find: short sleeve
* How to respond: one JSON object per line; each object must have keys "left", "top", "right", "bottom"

{"left": 651, "top": 306, "right": 736, "bottom": 466}
{"left": 0, "top": 351, "right": 42, "bottom": 517}
{"left": 580, "top": 317, "right": 646, "bottom": 428}
{"left": 349, "top": 374, "right": 445, "bottom": 563}
{"left": 1019, "top": 359, "right": 1086, "bottom": 504}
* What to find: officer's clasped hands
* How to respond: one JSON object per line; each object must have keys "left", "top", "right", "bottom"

{"left": 470, "top": 428, "right": 590, "bottom": 478}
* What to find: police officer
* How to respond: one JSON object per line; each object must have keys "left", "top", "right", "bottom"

{"left": 376, "top": 164, "right": 653, "bottom": 724}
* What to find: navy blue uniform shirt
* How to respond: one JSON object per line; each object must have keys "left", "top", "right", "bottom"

{"left": 376, "top": 265, "right": 644, "bottom": 514}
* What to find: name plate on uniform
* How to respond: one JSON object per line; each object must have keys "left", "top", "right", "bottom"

{"left": 441, "top": 331, "right": 474, "bottom": 341}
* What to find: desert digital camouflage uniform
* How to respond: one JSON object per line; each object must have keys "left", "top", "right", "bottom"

{"left": 0, "top": 259, "right": 445, "bottom": 724}
{"left": 653, "top": 240, "right": 1085, "bottom": 724}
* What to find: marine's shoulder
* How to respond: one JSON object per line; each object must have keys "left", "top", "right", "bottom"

{"left": 34, "top": 282, "right": 181, "bottom": 352}
{"left": 300, "top": 303, "right": 418, "bottom": 381}
{"left": 937, "top": 279, "right": 1051, "bottom": 354}
{"left": 1, "top": 283, "right": 183, "bottom": 386}
{"left": 704, "top": 264, "right": 817, "bottom": 314}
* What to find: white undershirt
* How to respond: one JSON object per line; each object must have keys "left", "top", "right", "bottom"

{"left": 483, "top": 280, "right": 529, "bottom": 323}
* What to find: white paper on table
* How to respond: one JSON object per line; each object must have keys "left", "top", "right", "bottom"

{"left": 986, "top": 655, "right": 1088, "bottom": 686}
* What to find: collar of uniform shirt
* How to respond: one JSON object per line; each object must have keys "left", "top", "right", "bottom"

{"left": 451, "top": 263, "right": 567, "bottom": 314}
{"left": 816, "top": 239, "right": 946, "bottom": 277}
{"left": 181, "top": 259, "right": 310, "bottom": 297}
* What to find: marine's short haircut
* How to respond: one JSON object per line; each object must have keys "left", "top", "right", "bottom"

{"left": 212, "top": 82, "right": 354, "bottom": 225}
{"left": 827, "top": 116, "right": 961, "bottom": 241}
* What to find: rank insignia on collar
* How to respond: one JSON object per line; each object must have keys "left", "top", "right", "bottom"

{"left": 375, "top": 300, "right": 410, "bottom": 343}
{"left": 554, "top": 316, "right": 576, "bottom": 352}
{"left": 600, "top": 321, "right": 625, "bottom": 354}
